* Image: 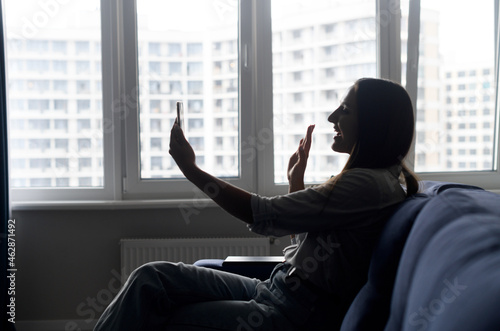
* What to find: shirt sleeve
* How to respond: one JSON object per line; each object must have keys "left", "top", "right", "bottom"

{"left": 248, "top": 168, "right": 405, "bottom": 237}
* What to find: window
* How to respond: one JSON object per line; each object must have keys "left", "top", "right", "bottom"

{"left": 75, "top": 41, "right": 90, "bottom": 55}
{"left": 54, "top": 100, "right": 68, "bottom": 112}
{"left": 121, "top": 0, "right": 244, "bottom": 199}
{"left": 413, "top": 0, "right": 498, "bottom": 178}
{"left": 54, "top": 80, "right": 68, "bottom": 93}
{"left": 53, "top": 60, "right": 67, "bottom": 73}
{"left": 6, "top": 0, "right": 108, "bottom": 200}
{"left": 76, "top": 80, "right": 91, "bottom": 94}
{"left": 77, "top": 100, "right": 91, "bottom": 113}
{"left": 187, "top": 43, "right": 203, "bottom": 57}
{"left": 53, "top": 41, "right": 67, "bottom": 54}
{"left": 26, "top": 39, "right": 49, "bottom": 53}
{"left": 169, "top": 62, "right": 182, "bottom": 76}
{"left": 54, "top": 120, "right": 68, "bottom": 131}
{"left": 187, "top": 62, "right": 203, "bottom": 76}
{"left": 168, "top": 43, "right": 181, "bottom": 57}
{"left": 6, "top": 0, "right": 500, "bottom": 204}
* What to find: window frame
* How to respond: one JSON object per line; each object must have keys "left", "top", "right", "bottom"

{"left": 408, "top": 0, "right": 500, "bottom": 192}
{"left": 121, "top": 0, "right": 255, "bottom": 200}
{"left": 8, "top": 0, "right": 500, "bottom": 207}
{"left": 9, "top": 0, "right": 118, "bottom": 203}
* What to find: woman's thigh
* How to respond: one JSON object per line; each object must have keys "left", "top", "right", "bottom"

{"left": 166, "top": 299, "right": 294, "bottom": 331}
{"left": 164, "top": 263, "right": 300, "bottom": 331}
{"left": 135, "top": 261, "right": 262, "bottom": 305}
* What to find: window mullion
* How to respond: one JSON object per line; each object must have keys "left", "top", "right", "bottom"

{"left": 405, "top": 0, "right": 421, "bottom": 171}
{"left": 239, "top": 0, "right": 258, "bottom": 194}
{"left": 377, "top": 0, "right": 402, "bottom": 82}
{"left": 121, "top": 0, "right": 143, "bottom": 198}
{"left": 101, "top": 0, "right": 124, "bottom": 201}
{"left": 494, "top": 0, "right": 500, "bottom": 172}
{"left": 252, "top": 0, "right": 278, "bottom": 196}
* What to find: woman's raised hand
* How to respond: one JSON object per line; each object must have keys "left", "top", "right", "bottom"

{"left": 287, "top": 124, "right": 315, "bottom": 192}
{"left": 169, "top": 119, "right": 196, "bottom": 176}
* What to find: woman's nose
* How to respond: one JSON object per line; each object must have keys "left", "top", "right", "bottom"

{"left": 328, "top": 108, "right": 339, "bottom": 123}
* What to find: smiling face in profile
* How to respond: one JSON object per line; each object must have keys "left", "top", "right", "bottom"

{"left": 328, "top": 86, "right": 359, "bottom": 154}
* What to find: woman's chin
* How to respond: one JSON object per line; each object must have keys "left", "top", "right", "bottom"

{"left": 331, "top": 143, "right": 349, "bottom": 154}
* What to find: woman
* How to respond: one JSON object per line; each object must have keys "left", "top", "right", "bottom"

{"left": 94, "top": 78, "right": 418, "bottom": 331}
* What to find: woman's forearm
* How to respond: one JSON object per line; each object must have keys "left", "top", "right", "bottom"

{"left": 184, "top": 165, "right": 254, "bottom": 224}
{"left": 288, "top": 180, "right": 305, "bottom": 193}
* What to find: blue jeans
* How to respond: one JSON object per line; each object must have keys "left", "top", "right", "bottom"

{"left": 93, "top": 262, "right": 321, "bottom": 331}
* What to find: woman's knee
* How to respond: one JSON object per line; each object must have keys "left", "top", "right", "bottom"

{"left": 128, "top": 261, "right": 181, "bottom": 283}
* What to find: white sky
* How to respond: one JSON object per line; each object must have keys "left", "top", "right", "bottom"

{"left": 423, "top": 0, "right": 494, "bottom": 64}
{"left": 3, "top": 0, "right": 495, "bottom": 65}
{"left": 137, "top": 0, "right": 237, "bottom": 32}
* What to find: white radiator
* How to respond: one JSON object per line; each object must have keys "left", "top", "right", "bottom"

{"left": 120, "top": 237, "right": 270, "bottom": 281}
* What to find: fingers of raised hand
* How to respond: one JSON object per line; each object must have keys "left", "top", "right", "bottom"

{"left": 303, "top": 124, "right": 315, "bottom": 154}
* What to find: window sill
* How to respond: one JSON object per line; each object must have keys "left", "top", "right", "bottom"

{"left": 11, "top": 198, "right": 218, "bottom": 211}
{"left": 11, "top": 186, "right": 500, "bottom": 211}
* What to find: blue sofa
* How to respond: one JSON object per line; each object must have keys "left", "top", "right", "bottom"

{"left": 195, "top": 181, "right": 500, "bottom": 330}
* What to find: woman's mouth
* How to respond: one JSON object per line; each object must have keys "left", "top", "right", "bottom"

{"left": 334, "top": 127, "right": 342, "bottom": 139}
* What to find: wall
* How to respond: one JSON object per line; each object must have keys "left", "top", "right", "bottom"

{"left": 12, "top": 206, "right": 287, "bottom": 328}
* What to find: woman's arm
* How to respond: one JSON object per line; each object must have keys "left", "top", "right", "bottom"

{"left": 169, "top": 122, "right": 253, "bottom": 224}
{"left": 286, "top": 125, "right": 314, "bottom": 241}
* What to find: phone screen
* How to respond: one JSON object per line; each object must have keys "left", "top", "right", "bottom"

{"left": 176, "top": 101, "right": 184, "bottom": 131}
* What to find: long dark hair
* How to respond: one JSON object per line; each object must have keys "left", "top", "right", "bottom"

{"left": 343, "top": 78, "right": 419, "bottom": 196}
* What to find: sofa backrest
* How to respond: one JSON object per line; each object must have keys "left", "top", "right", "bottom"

{"left": 385, "top": 187, "right": 500, "bottom": 331}
{"left": 397, "top": 212, "right": 500, "bottom": 331}
{"left": 340, "top": 181, "right": 498, "bottom": 331}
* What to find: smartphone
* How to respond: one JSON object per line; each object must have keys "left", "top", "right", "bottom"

{"left": 176, "top": 101, "right": 184, "bottom": 131}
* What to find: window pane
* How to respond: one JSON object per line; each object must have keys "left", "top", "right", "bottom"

{"left": 272, "top": 0, "right": 377, "bottom": 183}
{"left": 414, "top": 0, "right": 496, "bottom": 172}
{"left": 136, "top": 1, "right": 239, "bottom": 179}
{"left": 6, "top": 0, "right": 103, "bottom": 188}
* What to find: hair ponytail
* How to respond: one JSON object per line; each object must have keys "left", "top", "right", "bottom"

{"left": 401, "top": 162, "right": 419, "bottom": 197}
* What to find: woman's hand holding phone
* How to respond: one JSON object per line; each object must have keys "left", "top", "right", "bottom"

{"left": 170, "top": 101, "right": 196, "bottom": 175}
{"left": 176, "top": 101, "right": 184, "bottom": 131}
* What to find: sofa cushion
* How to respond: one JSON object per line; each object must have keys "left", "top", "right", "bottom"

{"left": 403, "top": 213, "right": 500, "bottom": 331}
{"left": 385, "top": 188, "right": 499, "bottom": 331}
